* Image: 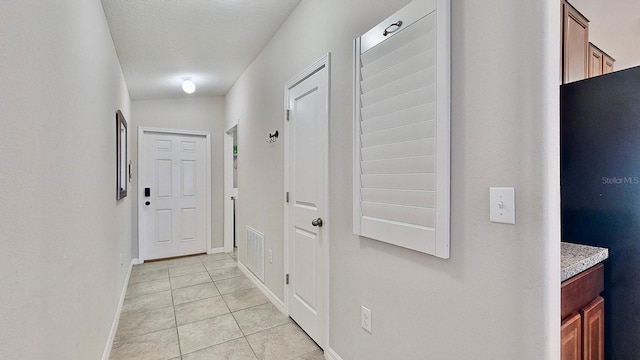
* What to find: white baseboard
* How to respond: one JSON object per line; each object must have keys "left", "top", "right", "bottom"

{"left": 325, "top": 347, "right": 344, "bottom": 360}
{"left": 208, "top": 247, "right": 225, "bottom": 254}
{"left": 102, "top": 259, "right": 134, "bottom": 360}
{"left": 237, "top": 261, "right": 286, "bottom": 314}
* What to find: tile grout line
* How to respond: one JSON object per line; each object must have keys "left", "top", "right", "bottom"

{"left": 223, "top": 258, "right": 261, "bottom": 360}
{"left": 204, "top": 254, "right": 261, "bottom": 359}
{"left": 178, "top": 255, "right": 241, "bottom": 358}
{"left": 171, "top": 264, "right": 184, "bottom": 358}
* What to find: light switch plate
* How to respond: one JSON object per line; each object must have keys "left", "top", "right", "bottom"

{"left": 490, "top": 187, "right": 515, "bottom": 224}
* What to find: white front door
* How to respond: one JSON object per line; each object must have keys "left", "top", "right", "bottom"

{"left": 285, "top": 55, "right": 330, "bottom": 348}
{"left": 140, "top": 130, "right": 208, "bottom": 260}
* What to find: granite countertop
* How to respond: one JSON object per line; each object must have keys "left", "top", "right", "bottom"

{"left": 561, "top": 242, "right": 609, "bottom": 282}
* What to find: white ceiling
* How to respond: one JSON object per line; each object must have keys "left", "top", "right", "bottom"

{"left": 102, "top": 1, "right": 639, "bottom": 101}
{"left": 101, "top": 0, "right": 301, "bottom": 100}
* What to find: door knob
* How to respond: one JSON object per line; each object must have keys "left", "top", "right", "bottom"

{"left": 145, "top": 201, "right": 151, "bottom": 206}
{"left": 311, "top": 218, "right": 323, "bottom": 227}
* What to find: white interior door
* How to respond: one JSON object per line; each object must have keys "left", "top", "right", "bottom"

{"left": 140, "top": 130, "right": 208, "bottom": 260}
{"left": 285, "top": 55, "right": 330, "bottom": 348}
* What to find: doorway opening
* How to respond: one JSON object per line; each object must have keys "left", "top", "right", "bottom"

{"left": 224, "top": 124, "right": 239, "bottom": 255}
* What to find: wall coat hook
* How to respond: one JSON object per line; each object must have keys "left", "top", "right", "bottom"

{"left": 267, "top": 130, "right": 279, "bottom": 144}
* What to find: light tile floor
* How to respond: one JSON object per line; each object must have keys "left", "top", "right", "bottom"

{"left": 110, "top": 252, "right": 323, "bottom": 360}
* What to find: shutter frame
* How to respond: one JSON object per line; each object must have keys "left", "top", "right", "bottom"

{"left": 353, "top": 0, "right": 450, "bottom": 259}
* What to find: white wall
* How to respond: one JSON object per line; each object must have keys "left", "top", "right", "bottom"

{"left": 131, "top": 97, "right": 226, "bottom": 255}
{"left": 0, "top": 1, "right": 132, "bottom": 358}
{"left": 569, "top": 0, "right": 640, "bottom": 70}
{"left": 226, "top": 0, "right": 560, "bottom": 359}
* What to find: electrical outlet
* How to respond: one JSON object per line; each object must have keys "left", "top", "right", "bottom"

{"left": 268, "top": 249, "right": 273, "bottom": 264}
{"left": 361, "top": 306, "right": 372, "bottom": 333}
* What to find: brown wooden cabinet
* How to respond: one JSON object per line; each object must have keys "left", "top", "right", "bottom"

{"left": 561, "top": 264, "right": 605, "bottom": 360}
{"left": 561, "top": 1, "right": 615, "bottom": 83}
{"left": 588, "top": 43, "right": 604, "bottom": 77}
{"left": 562, "top": 313, "right": 582, "bottom": 360}
{"left": 582, "top": 297, "right": 605, "bottom": 360}
{"left": 603, "top": 54, "right": 615, "bottom": 74}
{"left": 588, "top": 43, "right": 615, "bottom": 78}
{"left": 562, "top": 1, "right": 589, "bottom": 83}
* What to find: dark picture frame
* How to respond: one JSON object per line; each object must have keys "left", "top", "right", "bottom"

{"left": 116, "top": 110, "right": 128, "bottom": 200}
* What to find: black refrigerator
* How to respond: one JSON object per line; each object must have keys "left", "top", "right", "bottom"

{"left": 561, "top": 65, "right": 640, "bottom": 359}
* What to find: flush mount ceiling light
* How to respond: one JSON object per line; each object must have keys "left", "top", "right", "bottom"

{"left": 182, "top": 78, "right": 196, "bottom": 94}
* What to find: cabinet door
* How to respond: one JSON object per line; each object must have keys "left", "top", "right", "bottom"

{"left": 588, "top": 43, "right": 603, "bottom": 78}
{"left": 582, "top": 296, "right": 605, "bottom": 360}
{"left": 563, "top": 3, "right": 589, "bottom": 83}
{"left": 561, "top": 313, "right": 582, "bottom": 360}
{"left": 603, "top": 55, "right": 615, "bottom": 74}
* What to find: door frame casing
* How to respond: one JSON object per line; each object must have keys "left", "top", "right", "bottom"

{"left": 137, "top": 127, "right": 212, "bottom": 262}
{"left": 223, "top": 124, "right": 238, "bottom": 254}
{"left": 283, "top": 53, "right": 331, "bottom": 350}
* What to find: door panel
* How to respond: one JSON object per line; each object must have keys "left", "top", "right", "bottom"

{"left": 181, "top": 208, "right": 197, "bottom": 242}
{"left": 181, "top": 140, "right": 196, "bottom": 152}
{"left": 293, "top": 87, "right": 320, "bottom": 210}
{"left": 286, "top": 56, "right": 329, "bottom": 348}
{"left": 156, "top": 160, "right": 172, "bottom": 197}
{"left": 156, "top": 210, "right": 172, "bottom": 244}
{"left": 181, "top": 161, "right": 196, "bottom": 197}
{"left": 293, "top": 227, "right": 318, "bottom": 311}
{"left": 141, "top": 131, "right": 207, "bottom": 260}
{"left": 156, "top": 139, "right": 172, "bottom": 151}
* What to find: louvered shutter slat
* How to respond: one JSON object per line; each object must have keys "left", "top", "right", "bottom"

{"left": 361, "top": 104, "right": 434, "bottom": 133}
{"left": 361, "top": 156, "right": 435, "bottom": 175}
{"left": 361, "top": 188, "right": 435, "bottom": 208}
{"left": 361, "top": 138, "right": 435, "bottom": 162}
{"left": 361, "top": 174, "right": 436, "bottom": 191}
{"left": 361, "top": 85, "right": 435, "bottom": 120}
{"left": 362, "top": 202, "right": 435, "bottom": 228}
{"left": 361, "top": 51, "right": 435, "bottom": 93}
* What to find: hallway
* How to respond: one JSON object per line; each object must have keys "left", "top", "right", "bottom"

{"left": 110, "top": 253, "right": 323, "bottom": 360}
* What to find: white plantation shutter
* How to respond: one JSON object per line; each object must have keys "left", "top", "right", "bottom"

{"left": 354, "top": 0, "right": 450, "bottom": 258}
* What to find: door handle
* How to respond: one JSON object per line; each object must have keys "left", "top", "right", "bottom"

{"left": 145, "top": 201, "right": 151, "bottom": 206}
{"left": 311, "top": 218, "right": 323, "bottom": 227}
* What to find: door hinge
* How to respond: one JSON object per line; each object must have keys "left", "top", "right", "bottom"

{"left": 286, "top": 192, "right": 289, "bottom": 203}
{"left": 286, "top": 274, "right": 290, "bottom": 285}
{"left": 286, "top": 109, "right": 291, "bottom": 121}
